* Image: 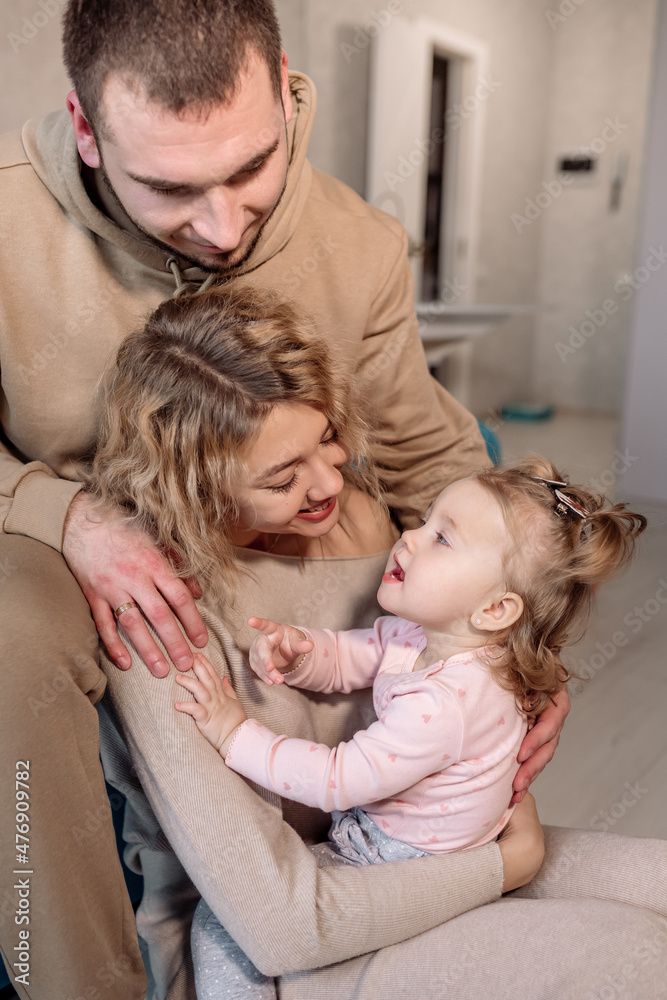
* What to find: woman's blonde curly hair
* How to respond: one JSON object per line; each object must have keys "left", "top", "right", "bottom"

{"left": 84, "top": 284, "right": 380, "bottom": 597}
{"left": 475, "top": 457, "right": 646, "bottom": 714}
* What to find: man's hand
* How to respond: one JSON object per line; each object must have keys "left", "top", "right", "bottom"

{"left": 512, "top": 687, "right": 571, "bottom": 803}
{"left": 497, "top": 793, "right": 544, "bottom": 892}
{"left": 175, "top": 652, "right": 247, "bottom": 755}
{"left": 62, "top": 492, "right": 207, "bottom": 676}
{"left": 247, "top": 616, "right": 314, "bottom": 685}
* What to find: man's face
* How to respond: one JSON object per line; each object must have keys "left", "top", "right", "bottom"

{"left": 83, "top": 54, "right": 291, "bottom": 271}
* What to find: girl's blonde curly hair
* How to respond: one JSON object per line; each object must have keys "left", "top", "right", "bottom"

{"left": 84, "top": 284, "right": 380, "bottom": 596}
{"left": 474, "top": 457, "right": 646, "bottom": 714}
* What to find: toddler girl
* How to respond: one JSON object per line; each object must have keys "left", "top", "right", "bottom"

{"left": 176, "top": 458, "right": 645, "bottom": 994}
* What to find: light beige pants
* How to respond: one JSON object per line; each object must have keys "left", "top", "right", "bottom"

{"left": 0, "top": 534, "right": 146, "bottom": 1000}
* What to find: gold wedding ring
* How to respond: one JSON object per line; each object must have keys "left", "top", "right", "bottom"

{"left": 114, "top": 601, "right": 139, "bottom": 619}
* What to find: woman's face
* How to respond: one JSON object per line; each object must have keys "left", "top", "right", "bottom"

{"left": 231, "top": 403, "right": 349, "bottom": 544}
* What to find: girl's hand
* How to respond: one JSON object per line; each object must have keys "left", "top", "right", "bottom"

{"left": 247, "top": 616, "right": 314, "bottom": 685}
{"left": 175, "top": 652, "right": 247, "bottom": 756}
{"left": 497, "top": 793, "right": 545, "bottom": 892}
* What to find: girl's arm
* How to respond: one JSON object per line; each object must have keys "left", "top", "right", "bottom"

{"left": 228, "top": 685, "right": 462, "bottom": 812}
{"left": 104, "top": 622, "right": 538, "bottom": 978}
{"left": 248, "top": 614, "right": 410, "bottom": 694}
{"left": 178, "top": 653, "right": 463, "bottom": 811}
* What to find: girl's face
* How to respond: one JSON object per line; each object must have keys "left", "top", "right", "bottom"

{"left": 232, "top": 402, "right": 349, "bottom": 543}
{"left": 378, "top": 478, "right": 513, "bottom": 634}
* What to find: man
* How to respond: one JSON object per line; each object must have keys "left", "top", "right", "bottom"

{"left": 0, "top": 1, "right": 568, "bottom": 997}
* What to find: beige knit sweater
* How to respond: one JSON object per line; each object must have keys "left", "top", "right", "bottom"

{"left": 99, "top": 546, "right": 504, "bottom": 990}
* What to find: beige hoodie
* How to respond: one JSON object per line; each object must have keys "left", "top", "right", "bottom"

{"left": 0, "top": 72, "right": 486, "bottom": 552}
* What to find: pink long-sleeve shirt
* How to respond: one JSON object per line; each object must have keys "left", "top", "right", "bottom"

{"left": 225, "top": 617, "right": 528, "bottom": 853}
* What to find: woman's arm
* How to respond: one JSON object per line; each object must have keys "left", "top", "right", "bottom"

{"left": 101, "top": 624, "right": 529, "bottom": 977}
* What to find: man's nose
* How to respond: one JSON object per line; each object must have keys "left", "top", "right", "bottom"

{"left": 194, "top": 189, "right": 247, "bottom": 251}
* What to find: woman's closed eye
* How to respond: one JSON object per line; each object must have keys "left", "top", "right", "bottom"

{"left": 322, "top": 428, "right": 339, "bottom": 446}
{"left": 265, "top": 429, "right": 339, "bottom": 494}
{"left": 268, "top": 471, "right": 300, "bottom": 495}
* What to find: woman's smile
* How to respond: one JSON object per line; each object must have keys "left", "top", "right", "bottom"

{"left": 296, "top": 496, "right": 337, "bottom": 521}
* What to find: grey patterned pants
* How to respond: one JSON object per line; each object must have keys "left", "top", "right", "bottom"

{"left": 192, "top": 809, "right": 427, "bottom": 998}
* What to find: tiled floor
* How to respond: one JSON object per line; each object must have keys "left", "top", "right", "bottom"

{"left": 494, "top": 408, "right": 667, "bottom": 839}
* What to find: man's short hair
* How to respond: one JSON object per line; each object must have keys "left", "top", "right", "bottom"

{"left": 62, "top": 0, "right": 283, "bottom": 135}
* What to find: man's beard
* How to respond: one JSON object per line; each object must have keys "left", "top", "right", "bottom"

{"left": 99, "top": 165, "right": 287, "bottom": 274}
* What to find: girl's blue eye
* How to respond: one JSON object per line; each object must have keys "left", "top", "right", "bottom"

{"left": 436, "top": 532, "right": 450, "bottom": 546}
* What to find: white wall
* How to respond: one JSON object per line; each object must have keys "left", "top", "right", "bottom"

{"left": 1, "top": 1, "right": 71, "bottom": 132}
{"left": 276, "top": 0, "right": 657, "bottom": 416}
{"left": 275, "top": 0, "right": 558, "bottom": 411}
{"left": 2, "top": 1, "right": 658, "bottom": 420}
{"left": 619, "top": 0, "right": 667, "bottom": 504}
{"left": 531, "top": 0, "right": 657, "bottom": 413}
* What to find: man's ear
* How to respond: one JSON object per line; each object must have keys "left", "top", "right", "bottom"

{"left": 67, "top": 90, "right": 101, "bottom": 168}
{"left": 279, "top": 50, "right": 292, "bottom": 127}
{"left": 472, "top": 592, "right": 524, "bottom": 632}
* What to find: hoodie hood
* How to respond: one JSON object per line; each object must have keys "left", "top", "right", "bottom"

{"left": 21, "top": 72, "right": 316, "bottom": 288}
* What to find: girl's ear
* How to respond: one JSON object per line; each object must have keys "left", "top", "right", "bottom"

{"left": 471, "top": 592, "right": 524, "bottom": 632}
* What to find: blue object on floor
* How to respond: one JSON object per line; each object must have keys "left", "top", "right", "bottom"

{"left": 499, "top": 402, "right": 554, "bottom": 422}
{"left": 478, "top": 419, "right": 502, "bottom": 466}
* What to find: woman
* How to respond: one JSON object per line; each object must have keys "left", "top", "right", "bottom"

{"left": 90, "top": 286, "right": 666, "bottom": 1000}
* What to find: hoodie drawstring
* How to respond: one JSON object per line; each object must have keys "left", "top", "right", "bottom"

{"left": 167, "top": 257, "right": 218, "bottom": 298}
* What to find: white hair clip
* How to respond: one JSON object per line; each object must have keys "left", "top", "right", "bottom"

{"left": 531, "top": 476, "right": 588, "bottom": 520}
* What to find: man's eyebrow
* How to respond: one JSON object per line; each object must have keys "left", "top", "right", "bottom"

{"left": 127, "top": 137, "right": 281, "bottom": 190}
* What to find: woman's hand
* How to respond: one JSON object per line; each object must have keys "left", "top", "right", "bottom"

{"left": 247, "top": 616, "right": 314, "bottom": 685}
{"left": 175, "top": 653, "right": 247, "bottom": 756}
{"left": 512, "top": 687, "right": 571, "bottom": 803}
{"left": 497, "top": 793, "right": 545, "bottom": 892}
